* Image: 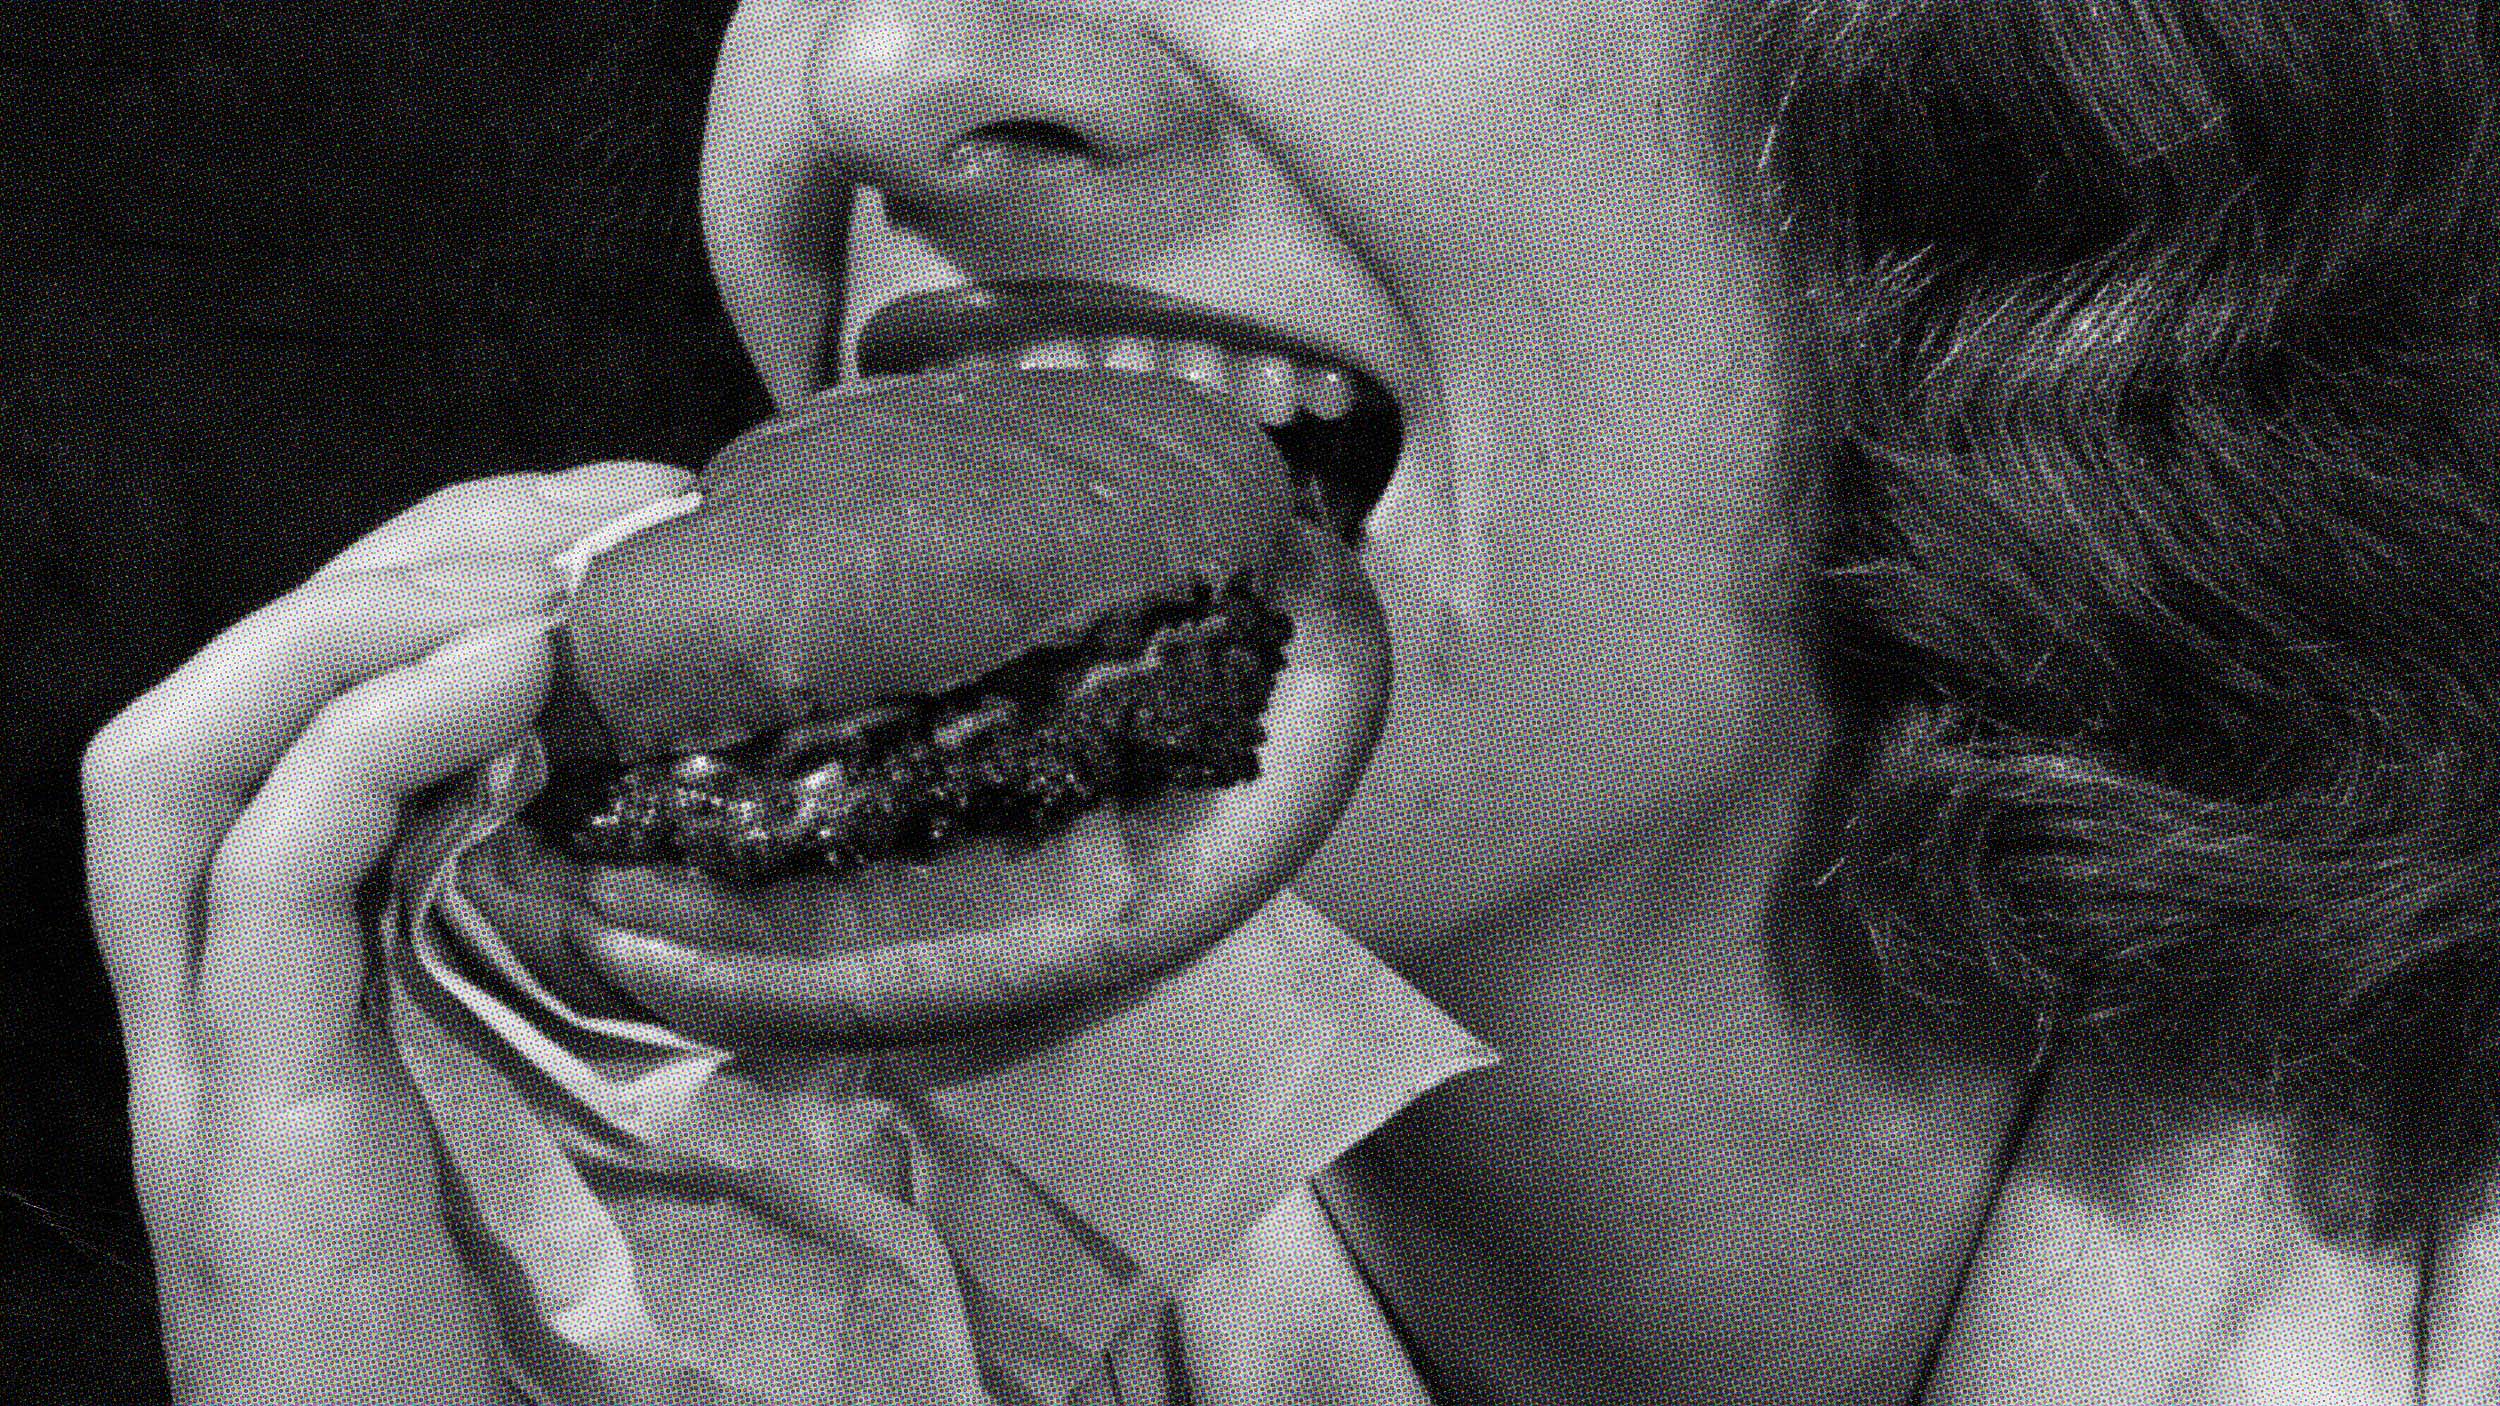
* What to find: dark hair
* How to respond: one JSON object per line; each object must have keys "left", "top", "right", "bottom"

{"left": 1752, "top": 0, "right": 2500, "bottom": 1241}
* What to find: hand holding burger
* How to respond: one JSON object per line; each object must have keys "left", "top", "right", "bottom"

{"left": 82, "top": 461, "right": 700, "bottom": 1402}
{"left": 78, "top": 368, "right": 1393, "bottom": 1401}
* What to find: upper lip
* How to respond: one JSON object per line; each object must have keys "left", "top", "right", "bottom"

{"left": 851, "top": 279, "right": 1378, "bottom": 382}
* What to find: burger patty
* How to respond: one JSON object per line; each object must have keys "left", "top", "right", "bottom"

{"left": 528, "top": 581, "right": 1293, "bottom": 883}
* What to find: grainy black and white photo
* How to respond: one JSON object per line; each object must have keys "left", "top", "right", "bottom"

{"left": 10, "top": 1, "right": 2500, "bottom": 1401}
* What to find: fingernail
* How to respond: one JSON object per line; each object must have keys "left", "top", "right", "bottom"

{"left": 419, "top": 613, "right": 561, "bottom": 671}
{"left": 551, "top": 490, "right": 705, "bottom": 588}
{"left": 535, "top": 460, "right": 696, "bottom": 512}
{"left": 405, "top": 555, "right": 566, "bottom": 601}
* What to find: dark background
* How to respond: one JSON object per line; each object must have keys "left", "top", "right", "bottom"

{"left": 0, "top": 3, "right": 761, "bottom": 1395}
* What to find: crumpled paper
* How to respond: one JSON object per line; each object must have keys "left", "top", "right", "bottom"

{"left": 381, "top": 738, "right": 1492, "bottom": 1405}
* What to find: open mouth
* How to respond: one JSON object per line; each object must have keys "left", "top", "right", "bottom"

{"left": 853, "top": 280, "right": 1404, "bottom": 545}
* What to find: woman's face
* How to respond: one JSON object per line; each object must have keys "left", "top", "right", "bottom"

{"left": 700, "top": 0, "right": 1829, "bottom": 959}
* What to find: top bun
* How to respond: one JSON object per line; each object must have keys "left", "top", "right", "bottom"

{"left": 558, "top": 368, "right": 1303, "bottom": 765}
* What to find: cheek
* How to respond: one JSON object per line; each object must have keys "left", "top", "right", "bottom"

{"left": 1300, "top": 295, "right": 1821, "bottom": 944}
{"left": 1464, "top": 445, "right": 1805, "bottom": 802}
{"left": 1305, "top": 441, "right": 1819, "bottom": 949}
{"left": 1420, "top": 248, "right": 1808, "bottom": 796}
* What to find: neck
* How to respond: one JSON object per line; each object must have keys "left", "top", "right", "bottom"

{"left": 1329, "top": 731, "right": 2045, "bottom": 1404}
{"left": 1385, "top": 702, "right": 1852, "bottom": 1049}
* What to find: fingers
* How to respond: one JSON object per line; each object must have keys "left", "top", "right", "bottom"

{"left": 185, "top": 632, "right": 536, "bottom": 1400}
{"left": 79, "top": 557, "right": 545, "bottom": 1404}
{"left": 86, "top": 457, "right": 692, "bottom": 1088}
{"left": 98, "top": 453, "right": 694, "bottom": 818}
{"left": 94, "top": 556, "right": 563, "bottom": 808}
{"left": 77, "top": 458, "right": 686, "bottom": 1403}
{"left": 313, "top": 459, "right": 692, "bottom": 579}
{"left": 85, "top": 558, "right": 565, "bottom": 1093}
{"left": 197, "top": 610, "right": 557, "bottom": 1101}
{"left": 2423, "top": 1200, "right": 2500, "bottom": 1405}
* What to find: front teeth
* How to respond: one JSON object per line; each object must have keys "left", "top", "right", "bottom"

{"left": 953, "top": 336, "right": 1359, "bottom": 422}
{"left": 1241, "top": 355, "right": 1298, "bottom": 426}
{"left": 1012, "top": 339, "right": 1090, "bottom": 371}
{"left": 1167, "top": 340, "right": 1229, "bottom": 396}
{"left": 1101, "top": 336, "right": 1157, "bottom": 373}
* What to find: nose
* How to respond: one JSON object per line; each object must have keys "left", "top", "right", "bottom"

{"left": 806, "top": 0, "right": 1212, "bottom": 234}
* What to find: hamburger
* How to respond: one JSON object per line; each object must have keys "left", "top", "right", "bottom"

{"left": 469, "top": 367, "right": 1390, "bottom": 1047}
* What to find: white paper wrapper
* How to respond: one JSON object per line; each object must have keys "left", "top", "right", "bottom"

{"left": 382, "top": 739, "right": 1491, "bottom": 1405}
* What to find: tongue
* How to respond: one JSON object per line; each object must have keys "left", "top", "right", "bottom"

{"left": 553, "top": 369, "right": 1305, "bottom": 769}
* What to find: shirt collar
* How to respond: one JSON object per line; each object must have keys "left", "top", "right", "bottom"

{"left": 880, "top": 885, "right": 1491, "bottom": 1297}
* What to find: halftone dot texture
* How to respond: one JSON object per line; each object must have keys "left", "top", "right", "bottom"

{"left": 120, "top": 0, "right": 2500, "bottom": 1390}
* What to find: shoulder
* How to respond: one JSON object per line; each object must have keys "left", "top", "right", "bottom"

{"left": 1925, "top": 1073, "right": 2466, "bottom": 1406}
